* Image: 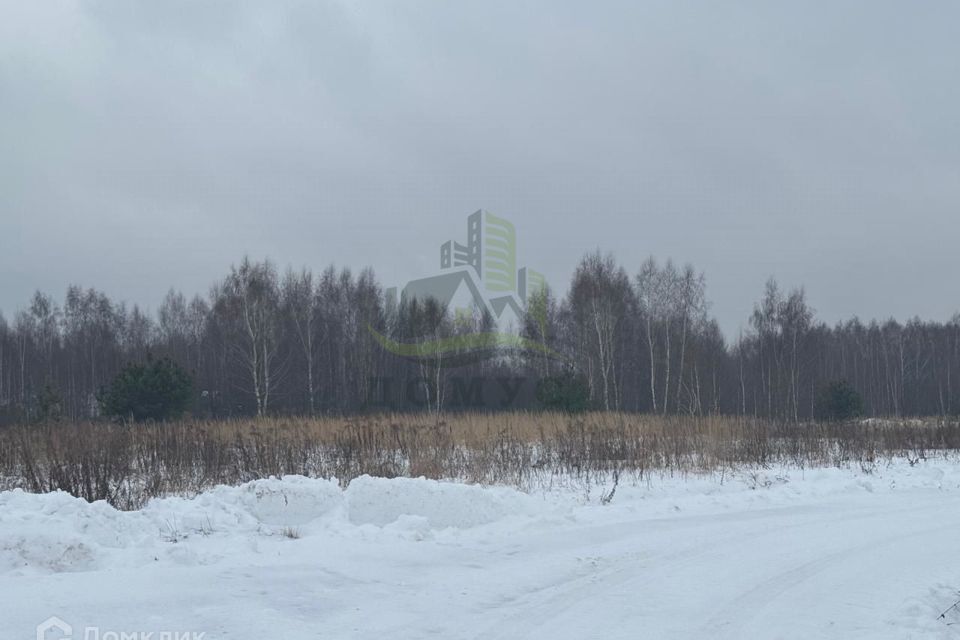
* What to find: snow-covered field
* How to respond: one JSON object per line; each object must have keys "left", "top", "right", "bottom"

{"left": 5, "top": 461, "right": 960, "bottom": 639}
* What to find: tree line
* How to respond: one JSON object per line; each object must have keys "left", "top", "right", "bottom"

{"left": 1, "top": 252, "right": 958, "bottom": 424}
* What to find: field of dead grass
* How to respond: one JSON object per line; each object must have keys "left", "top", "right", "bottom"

{"left": 2, "top": 412, "right": 958, "bottom": 509}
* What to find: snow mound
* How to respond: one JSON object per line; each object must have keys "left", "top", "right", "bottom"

{"left": 0, "top": 475, "right": 541, "bottom": 575}
{"left": 4, "top": 460, "right": 960, "bottom": 578}
{"left": 0, "top": 490, "right": 120, "bottom": 574}
{"left": 345, "top": 475, "right": 537, "bottom": 528}
{"left": 143, "top": 475, "right": 344, "bottom": 529}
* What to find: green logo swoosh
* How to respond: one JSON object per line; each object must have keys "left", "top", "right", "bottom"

{"left": 368, "top": 325, "right": 566, "bottom": 366}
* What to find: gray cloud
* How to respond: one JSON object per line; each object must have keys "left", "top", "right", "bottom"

{"left": 2, "top": 1, "right": 958, "bottom": 336}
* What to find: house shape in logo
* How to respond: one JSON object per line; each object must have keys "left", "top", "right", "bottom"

{"left": 36, "top": 616, "right": 72, "bottom": 640}
{"left": 387, "top": 210, "right": 546, "bottom": 331}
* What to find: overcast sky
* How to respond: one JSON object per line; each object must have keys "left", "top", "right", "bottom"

{"left": 2, "top": 1, "right": 958, "bottom": 338}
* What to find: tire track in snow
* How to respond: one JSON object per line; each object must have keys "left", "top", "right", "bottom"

{"left": 701, "top": 520, "right": 960, "bottom": 639}
{"left": 471, "top": 495, "right": 959, "bottom": 640}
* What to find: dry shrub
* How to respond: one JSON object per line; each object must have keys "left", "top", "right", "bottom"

{"left": 1, "top": 413, "right": 958, "bottom": 509}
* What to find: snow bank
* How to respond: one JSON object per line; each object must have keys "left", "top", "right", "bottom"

{"left": 345, "top": 475, "right": 539, "bottom": 528}
{"left": 3, "top": 459, "right": 960, "bottom": 577}
{"left": 0, "top": 474, "right": 546, "bottom": 575}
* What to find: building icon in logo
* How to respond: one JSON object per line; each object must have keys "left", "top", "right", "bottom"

{"left": 36, "top": 616, "right": 72, "bottom": 640}
{"left": 388, "top": 210, "right": 546, "bottom": 330}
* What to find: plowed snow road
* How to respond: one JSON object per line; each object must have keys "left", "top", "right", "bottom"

{"left": 473, "top": 497, "right": 959, "bottom": 639}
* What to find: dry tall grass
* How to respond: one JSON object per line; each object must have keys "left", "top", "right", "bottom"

{"left": 1, "top": 413, "right": 956, "bottom": 509}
